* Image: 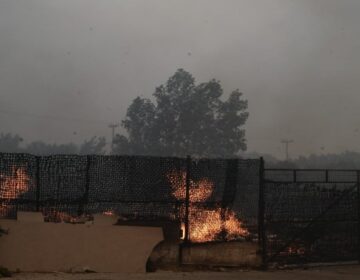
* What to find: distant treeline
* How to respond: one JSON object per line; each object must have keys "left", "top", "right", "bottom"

{"left": 0, "top": 133, "right": 106, "bottom": 155}
{"left": 247, "top": 151, "right": 360, "bottom": 169}
{"left": 2, "top": 132, "right": 360, "bottom": 169}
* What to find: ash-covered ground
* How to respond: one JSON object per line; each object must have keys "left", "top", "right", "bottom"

{"left": 10, "top": 265, "right": 360, "bottom": 280}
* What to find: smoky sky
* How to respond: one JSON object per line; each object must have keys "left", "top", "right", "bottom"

{"left": 1, "top": 0, "right": 360, "bottom": 159}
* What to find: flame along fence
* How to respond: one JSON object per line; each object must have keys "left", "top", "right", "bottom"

{"left": 0, "top": 153, "right": 259, "bottom": 244}
{"left": 1, "top": 152, "right": 360, "bottom": 267}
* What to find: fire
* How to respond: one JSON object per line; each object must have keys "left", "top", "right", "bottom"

{"left": 167, "top": 170, "right": 213, "bottom": 202}
{"left": 0, "top": 167, "right": 30, "bottom": 216}
{"left": 285, "top": 244, "right": 306, "bottom": 256}
{"left": 0, "top": 167, "right": 30, "bottom": 200}
{"left": 103, "top": 210, "right": 115, "bottom": 216}
{"left": 223, "top": 210, "right": 249, "bottom": 239}
{"left": 180, "top": 222, "right": 186, "bottom": 239}
{"left": 189, "top": 208, "right": 249, "bottom": 243}
{"left": 44, "top": 210, "right": 77, "bottom": 223}
{"left": 167, "top": 170, "right": 249, "bottom": 242}
{"left": 43, "top": 208, "right": 92, "bottom": 224}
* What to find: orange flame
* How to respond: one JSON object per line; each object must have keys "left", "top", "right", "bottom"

{"left": 167, "top": 170, "right": 213, "bottom": 203}
{"left": 167, "top": 170, "right": 249, "bottom": 242}
{"left": 0, "top": 167, "right": 30, "bottom": 200}
{"left": 43, "top": 208, "right": 92, "bottom": 224}
{"left": 0, "top": 167, "right": 30, "bottom": 216}
{"left": 102, "top": 210, "right": 115, "bottom": 216}
{"left": 180, "top": 222, "right": 186, "bottom": 239}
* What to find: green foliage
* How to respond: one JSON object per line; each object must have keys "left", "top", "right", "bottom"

{"left": 114, "top": 69, "right": 249, "bottom": 158}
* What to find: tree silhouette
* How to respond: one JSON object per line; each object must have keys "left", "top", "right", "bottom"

{"left": 79, "top": 136, "right": 106, "bottom": 155}
{"left": 114, "top": 69, "right": 249, "bottom": 157}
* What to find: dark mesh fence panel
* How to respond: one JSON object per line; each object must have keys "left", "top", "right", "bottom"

{"left": 234, "top": 159, "right": 260, "bottom": 235}
{"left": 187, "top": 158, "right": 259, "bottom": 243}
{"left": 39, "top": 155, "right": 88, "bottom": 218}
{"left": 0, "top": 152, "right": 259, "bottom": 245}
{"left": 264, "top": 169, "right": 359, "bottom": 265}
{"left": 85, "top": 155, "right": 187, "bottom": 220}
{"left": 1, "top": 152, "right": 358, "bottom": 265}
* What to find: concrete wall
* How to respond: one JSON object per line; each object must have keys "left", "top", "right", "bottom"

{"left": 0, "top": 212, "right": 163, "bottom": 273}
{"left": 149, "top": 241, "right": 260, "bottom": 270}
{"left": 181, "top": 242, "right": 260, "bottom": 267}
{"left": 146, "top": 220, "right": 260, "bottom": 270}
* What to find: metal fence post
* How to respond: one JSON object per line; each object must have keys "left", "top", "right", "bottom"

{"left": 78, "top": 155, "right": 91, "bottom": 216}
{"left": 35, "top": 156, "right": 40, "bottom": 212}
{"left": 221, "top": 159, "right": 239, "bottom": 241}
{"left": 184, "top": 155, "right": 191, "bottom": 243}
{"left": 258, "top": 157, "right": 267, "bottom": 269}
{"left": 357, "top": 170, "right": 360, "bottom": 264}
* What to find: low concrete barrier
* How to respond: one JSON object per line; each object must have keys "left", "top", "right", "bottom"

{"left": 0, "top": 212, "right": 163, "bottom": 273}
{"left": 149, "top": 241, "right": 260, "bottom": 269}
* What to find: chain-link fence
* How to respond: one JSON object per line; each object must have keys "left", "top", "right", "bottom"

{"left": 262, "top": 168, "right": 359, "bottom": 266}
{"left": 0, "top": 153, "right": 260, "bottom": 244}
{"left": 3, "top": 152, "right": 358, "bottom": 266}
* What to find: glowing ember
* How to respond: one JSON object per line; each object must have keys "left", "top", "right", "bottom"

{"left": 223, "top": 210, "right": 249, "bottom": 239}
{"left": 0, "top": 167, "right": 30, "bottom": 216}
{"left": 167, "top": 170, "right": 213, "bottom": 202}
{"left": 189, "top": 208, "right": 223, "bottom": 242}
{"left": 0, "top": 167, "right": 30, "bottom": 200}
{"left": 189, "top": 208, "right": 249, "bottom": 242}
{"left": 285, "top": 244, "right": 306, "bottom": 256}
{"left": 180, "top": 222, "right": 186, "bottom": 239}
{"left": 167, "top": 170, "right": 249, "bottom": 242}
{"left": 43, "top": 209, "right": 91, "bottom": 223}
{"left": 103, "top": 210, "right": 115, "bottom": 216}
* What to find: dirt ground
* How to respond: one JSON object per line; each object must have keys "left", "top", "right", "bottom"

{"left": 8, "top": 265, "right": 360, "bottom": 280}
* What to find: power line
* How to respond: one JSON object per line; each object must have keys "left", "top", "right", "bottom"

{"left": 0, "top": 108, "right": 111, "bottom": 125}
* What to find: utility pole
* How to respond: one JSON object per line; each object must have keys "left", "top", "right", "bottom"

{"left": 281, "top": 139, "right": 294, "bottom": 161}
{"left": 108, "top": 123, "right": 119, "bottom": 154}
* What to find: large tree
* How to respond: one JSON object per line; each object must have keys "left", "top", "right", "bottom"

{"left": 114, "top": 69, "right": 249, "bottom": 157}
